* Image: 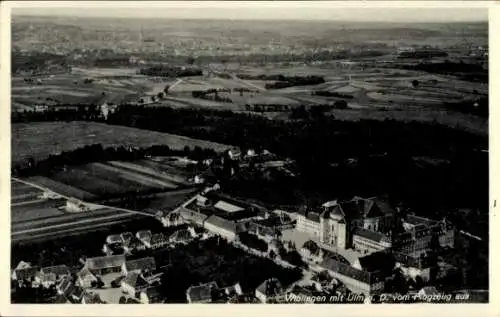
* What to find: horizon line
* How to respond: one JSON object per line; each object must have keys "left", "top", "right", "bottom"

{"left": 11, "top": 14, "right": 488, "bottom": 24}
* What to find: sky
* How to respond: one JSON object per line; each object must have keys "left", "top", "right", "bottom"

{"left": 11, "top": 2, "right": 488, "bottom": 23}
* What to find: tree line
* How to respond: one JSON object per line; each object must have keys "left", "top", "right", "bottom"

{"left": 139, "top": 66, "right": 203, "bottom": 77}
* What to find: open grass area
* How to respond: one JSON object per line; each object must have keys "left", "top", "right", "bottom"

{"left": 12, "top": 121, "right": 232, "bottom": 164}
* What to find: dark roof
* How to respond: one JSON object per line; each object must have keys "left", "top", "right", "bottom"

{"left": 256, "top": 278, "right": 283, "bottom": 297}
{"left": 205, "top": 214, "right": 238, "bottom": 233}
{"left": 70, "top": 286, "right": 84, "bottom": 300}
{"left": 14, "top": 266, "right": 39, "bottom": 280}
{"left": 325, "top": 197, "right": 395, "bottom": 221}
{"left": 150, "top": 233, "right": 168, "bottom": 245}
{"left": 306, "top": 211, "right": 321, "bottom": 223}
{"left": 85, "top": 254, "right": 125, "bottom": 271}
{"left": 353, "top": 228, "right": 391, "bottom": 243}
{"left": 41, "top": 265, "right": 70, "bottom": 276}
{"left": 187, "top": 281, "right": 218, "bottom": 302}
{"left": 169, "top": 229, "right": 193, "bottom": 242}
{"left": 142, "top": 286, "right": 164, "bottom": 302}
{"left": 125, "top": 257, "right": 156, "bottom": 272}
{"left": 358, "top": 251, "right": 396, "bottom": 273}
{"left": 121, "top": 232, "right": 134, "bottom": 242}
{"left": 405, "top": 214, "right": 438, "bottom": 226}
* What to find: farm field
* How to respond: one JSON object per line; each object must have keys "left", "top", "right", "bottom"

{"left": 24, "top": 176, "right": 96, "bottom": 200}
{"left": 12, "top": 121, "right": 232, "bottom": 164}
{"left": 11, "top": 198, "right": 67, "bottom": 223}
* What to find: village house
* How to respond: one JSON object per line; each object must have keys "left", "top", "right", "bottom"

{"left": 83, "top": 254, "right": 126, "bottom": 276}
{"left": 106, "top": 234, "right": 122, "bottom": 245}
{"left": 120, "top": 232, "right": 134, "bottom": 245}
{"left": 122, "top": 257, "right": 157, "bottom": 276}
{"left": 121, "top": 272, "right": 150, "bottom": 297}
{"left": 123, "top": 237, "right": 147, "bottom": 254}
{"left": 11, "top": 263, "right": 39, "bottom": 287}
{"left": 255, "top": 278, "right": 284, "bottom": 303}
{"left": 139, "top": 286, "right": 165, "bottom": 304}
{"left": 76, "top": 266, "right": 98, "bottom": 288}
{"left": 35, "top": 265, "right": 71, "bottom": 288}
{"left": 186, "top": 281, "right": 219, "bottom": 303}
{"left": 57, "top": 276, "right": 75, "bottom": 296}
{"left": 160, "top": 211, "right": 184, "bottom": 227}
{"left": 228, "top": 148, "right": 242, "bottom": 160}
{"left": 102, "top": 243, "right": 123, "bottom": 256}
{"left": 145, "top": 233, "right": 169, "bottom": 249}
{"left": 65, "top": 198, "right": 89, "bottom": 213}
{"left": 136, "top": 230, "right": 152, "bottom": 245}
{"left": 169, "top": 228, "right": 195, "bottom": 245}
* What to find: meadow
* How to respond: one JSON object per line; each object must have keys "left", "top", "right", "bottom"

{"left": 12, "top": 121, "right": 232, "bottom": 164}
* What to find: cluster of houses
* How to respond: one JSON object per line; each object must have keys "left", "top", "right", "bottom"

{"left": 11, "top": 261, "right": 105, "bottom": 304}
{"left": 102, "top": 227, "right": 206, "bottom": 256}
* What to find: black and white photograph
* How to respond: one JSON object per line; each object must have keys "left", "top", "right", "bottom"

{"left": 3, "top": 1, "right": 493, "bottom": 309}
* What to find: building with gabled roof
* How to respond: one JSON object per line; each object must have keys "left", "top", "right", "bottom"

{"left": 136, "top": 230, "right": 152, "bottom": 244}
{"left": 140, "top": 286, "right": 165, "bottom": 304}
{"left": 77, "top": 266, "right": 98, "bottom": 289}
{"left": 122, "top": 257, "right": 156, "bottom": 276}
{"left": 36, "top": 265, "right": 70, "bottom": 288}
{"left": 255, "top": 278, "right": 284, "bottom": 303}
{"left": 84, "top": 254, "right": 126, "bottom": 276}
{"left": 12, "top": 265, "right": 39, "bottom": 284}
{"left": 121, "top": 272, "right": 150, "bottom": 296}
{"left": 186, "top": 281, "right": 219, "bottom": 303}
{"left": 145, "top": 233, "right": 169, "bottom": 249}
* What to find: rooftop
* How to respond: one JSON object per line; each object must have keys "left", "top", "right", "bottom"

{"left": 183, "top": 192, "right": 262, "bottom": 221}
{"left": 41, "top": 264, "right": 70, "bottom": 276}
{"left": 125, "top": 257, "right": 156, "bottom": 272}
{"left": 186, "top": 281, "right": 219, "bottom": 303}
{"left": 85, "top": 254, "right": 126, "bottom": 271}
{"left": 122, "top": 272, "right": 149, "bottom": 289}
{"left": 205, "top": 214, "right": 239, "bottom": 233}
{"left": 256, "top": 278, "right": 283, "bottom": 297}
{"left": 14, "top": 266, "right": 39, "bottom": 280}
{"left": 353, "top": 228, "right": 391, "bottom": 244}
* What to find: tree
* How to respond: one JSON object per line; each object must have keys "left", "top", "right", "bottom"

{"left": 186, "top": 56, "right": 196, "bottom": 65}
{"left": 119, "top": 296, "right": 127, "bottom": 304}
{"left": 334, "top": 100, "right": 348, "bottom": 109}
{"left": 157, "top": 92, "right": 164, "bottom": 99}
{"left": 411, "top": 79, "right": 419, "bottom": 88}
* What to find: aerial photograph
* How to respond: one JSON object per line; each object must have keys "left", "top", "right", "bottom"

{"left": 9, "top": 3, "right": 489, "bottom": 305}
